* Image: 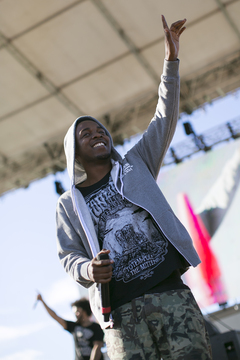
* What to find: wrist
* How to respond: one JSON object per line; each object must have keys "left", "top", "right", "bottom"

{"left": 87, "top": 262, "right": 94, "bottom": 282}
{"left": 162, "top": 59, "right": 179, "bottom": 77}
{"left": 165, "top": 56, "right": 177, "bottom": 61}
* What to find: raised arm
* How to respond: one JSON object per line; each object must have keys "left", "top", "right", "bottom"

{"left": 36, "top": 293, "right": 67, "bottom": 329}
{"left": 130, "top": 16, "right": 187, "bottom": 178}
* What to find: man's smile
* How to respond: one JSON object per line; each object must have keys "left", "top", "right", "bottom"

{"left": 93, "top": 142, "right": 106, "bottom": 148}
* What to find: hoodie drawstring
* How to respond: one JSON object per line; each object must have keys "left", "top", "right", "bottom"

{"left": 119, "top": 165, "right": 124, "bottom": 199}
{"left": 71, "top": 178, "right": 77, "bottom": 215}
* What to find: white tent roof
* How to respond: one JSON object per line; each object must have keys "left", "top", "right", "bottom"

{"left": 0, "top": 0, "right": 240, "bottom": 195}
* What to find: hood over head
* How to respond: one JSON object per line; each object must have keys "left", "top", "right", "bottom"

{"left": 64, "top": 115, "right": 122, "bottom": 186}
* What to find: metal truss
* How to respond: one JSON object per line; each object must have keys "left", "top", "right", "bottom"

{"left": 164, "top": 116, "right": 240, "bottom": 166}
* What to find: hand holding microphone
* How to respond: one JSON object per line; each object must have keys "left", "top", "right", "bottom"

{"left": 97, "top": 252, "right": 111, "bottom": 322}
{"left": 88, "top": 249, "right": 113, "bottom": 322}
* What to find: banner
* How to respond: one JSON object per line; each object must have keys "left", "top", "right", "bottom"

{"left": 157, "top": 138, "right": 240, "bottom": 307}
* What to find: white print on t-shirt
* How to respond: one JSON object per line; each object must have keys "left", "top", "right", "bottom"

{"left": 86, "top": 178, "right": 168, "bottom": 283}
{"left": 75, "top": 326, "right": 93, "bottom": 356}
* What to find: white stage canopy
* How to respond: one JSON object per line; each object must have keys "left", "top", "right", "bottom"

{"left": 0, "top": 0, "right": 240, "bottom": 195}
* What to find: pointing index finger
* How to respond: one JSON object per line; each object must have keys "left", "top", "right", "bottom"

{"left": 161, "top": 15, "right": 169, "bottom": 32}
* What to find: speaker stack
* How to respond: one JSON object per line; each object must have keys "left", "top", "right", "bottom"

{"left": 210, "top": 330, "right": 240, "bottom": 360}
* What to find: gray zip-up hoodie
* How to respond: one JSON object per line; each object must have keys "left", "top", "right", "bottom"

{"left": 56, "top": 59, "right": 201, "bottom": 329}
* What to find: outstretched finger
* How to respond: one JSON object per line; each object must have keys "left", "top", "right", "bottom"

{"left": 161, "top": 15, "right": 169, "bottom": 32}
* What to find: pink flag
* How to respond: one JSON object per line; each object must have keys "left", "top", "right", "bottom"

{"left": 178, "top": 193, "right": 227, "bottom": 307}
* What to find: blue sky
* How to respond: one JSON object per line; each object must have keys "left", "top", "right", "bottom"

{"left": 0, "top": 88, "right": 240, "bottom": 360}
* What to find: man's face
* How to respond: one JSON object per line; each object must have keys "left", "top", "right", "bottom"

{"left": 72, "top": 306, "right": 86, "bottom": 324}
{"left": 75, "top": 120, "right": 111, "bottom": 165}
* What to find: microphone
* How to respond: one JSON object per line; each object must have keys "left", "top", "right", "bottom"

{"left": 97, "top": 253, "right": 111, "bottom": 322}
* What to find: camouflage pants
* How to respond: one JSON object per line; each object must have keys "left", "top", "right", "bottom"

{"left": 105, "top": 289, "right": 212, "bottom": 360}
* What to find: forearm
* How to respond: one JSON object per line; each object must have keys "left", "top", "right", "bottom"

{"left": 57, "top": 197, "right": 96, "bottom": 287}
{"left": 40, "top": 300, "right": 57, "bottom": 319}
{"left": 133, "top": 59, "right": 180, "bottom": 177}
{"left": 90, "top": 344, "right": 103, "bottom": 360}
{"left": 38, "top": 297, "right": 67, "bottom": 328}
{"left": 156, "top": 59, "right": 180, "bottom": 141}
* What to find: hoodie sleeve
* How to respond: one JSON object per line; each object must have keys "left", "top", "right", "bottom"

{"left": 56, "top": 193, "right": 94, "bottom": 288}
{"left": 128, "top": 59, "right": 180, "bottom": 178}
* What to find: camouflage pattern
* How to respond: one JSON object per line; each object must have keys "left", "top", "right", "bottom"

{"left": 105, "top": 289, "right": 212, "bottom": 360}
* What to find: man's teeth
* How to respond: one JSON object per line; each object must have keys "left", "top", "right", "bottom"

{"left": 94, "top": 142, "right": 105, "bottom": 147}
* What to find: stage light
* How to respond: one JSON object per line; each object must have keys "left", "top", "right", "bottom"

{"left": 183, "top": 122, "right": 211, "bottom": 152}
{"left": 55, "top": 181, "right": 65, "bottom": 195}
{"left": 183, "top": 121, "right": 195, "bottom": 135}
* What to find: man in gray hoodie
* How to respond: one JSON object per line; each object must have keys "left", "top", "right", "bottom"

{"left": 56, "top": 15, "right": 212, "bottom": 360}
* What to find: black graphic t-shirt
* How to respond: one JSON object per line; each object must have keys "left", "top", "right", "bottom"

{"left": 78, "top": 172, "right": 188, "bottom": 310}
{"left": 65, "top": 321, "right": 104, "bottom": 360}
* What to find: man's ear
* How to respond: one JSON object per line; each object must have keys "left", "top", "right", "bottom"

{"left": 75, "top": 142, "right": 81, "bottom": 163}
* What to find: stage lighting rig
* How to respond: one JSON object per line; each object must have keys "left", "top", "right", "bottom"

{"left": 163, "top": 116, "right": 240, "bottom": 167}
{"left": 183, "top": 122, "right": 211, "bottom": 152}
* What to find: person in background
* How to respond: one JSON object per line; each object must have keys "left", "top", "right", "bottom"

{"left": 36, "top": 293, "right": 104, "bottom": 360}
{"left": 56, "top": 14, "right": 212, "bottom": 359}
